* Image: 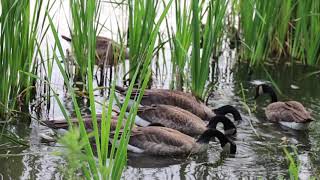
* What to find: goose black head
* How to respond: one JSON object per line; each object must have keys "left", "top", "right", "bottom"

{"left": 255, "top": 84, "right": 278, "bottom": 103}
{"left": 207, "top": 115, "right": 237, "bottom": 135}
{"left": 213, "top": 105, "right": 242, "bottom": 122}
{"left": 197, "top": 129, "right": 237, "bottom": 154}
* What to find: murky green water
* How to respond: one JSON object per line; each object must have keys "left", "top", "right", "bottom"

{"left": 1, "top": 1, "right": 320, "bottom": 179}
{"left": 1, "top": 54, "right": 320, "bottom": 179}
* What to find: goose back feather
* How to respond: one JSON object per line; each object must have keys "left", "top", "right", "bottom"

{"left": 129, "top": 126, "right": 206, "bottom": 155}
{"left": 116, "top": 86, "right": 213, "bottom": 120}
{"left": 266, "top": 101, "right": 312, "bottom": 123}
{"left": 137, "top": 104, "right": 207, "bottom": 136}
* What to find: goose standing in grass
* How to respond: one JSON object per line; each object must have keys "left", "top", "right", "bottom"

{"left": 255, "top": 84, "right": 313, "bottom": 130}
{"left": 62, "top": 35, "right": 129, "bottom": 67}
{"left": 116, "top": 86, "right": 242, "bottom": 121}
{"left": 131, "top": 104, "right": 237, "bottom": 136}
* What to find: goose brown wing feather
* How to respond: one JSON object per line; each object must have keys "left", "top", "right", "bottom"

{"left": 141, "top": 92, "right": 208, "bottom": 119}
{"left": 115, "top": 86, "right": 209, "bottom": 119}
{"left": 266, "top": 101, "right": 312, "bottom": 123}
{"left": 284, "top": 101, "right": 312, "bottom": 122}
{"left": 129, "top": 127, "right": 196, "bottom": 155}
{"left": 137, "top": 105, "right": 207, "bottom": 135}
{"left": 44, "top": 115, "right": 121, "bottom": 131}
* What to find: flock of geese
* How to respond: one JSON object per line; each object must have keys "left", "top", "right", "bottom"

{"left": 44, "top": 84, "right": 313, "bottom": 157}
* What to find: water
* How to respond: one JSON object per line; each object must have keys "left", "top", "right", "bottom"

{"left": 1, "top": 51, "right": 320, "bottom": 179}
{"left": 1, "top": 2, "right": 320, "bottom": 180}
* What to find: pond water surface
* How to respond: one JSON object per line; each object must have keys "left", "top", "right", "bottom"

{"left": 1, "top": 2, "right": 320, "bottom": 180}
{"left": 1, "top": 52, "right": 320, "bottom": 179}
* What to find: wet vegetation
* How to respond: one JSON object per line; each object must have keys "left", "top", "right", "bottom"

{"left": 0, "top": 0, "right": 320, "bottom": 179}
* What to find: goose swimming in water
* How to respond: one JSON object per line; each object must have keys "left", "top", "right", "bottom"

{"left": 127, "top": 126, "right": 236, "bottom": 156}
{"left": 116, "top": 86, "right": 242, "bottom": 121}
{"left": 130, "top": 104, "right": 237, "bottom": 136}
{"left": 43, "top": 114, "right": 124, "bottom": 132}
{"left": 255, "top": 84, "right": 313, "bottom": 130}
{"left": 43, "top": 115, "right": 236, "bottom": 156}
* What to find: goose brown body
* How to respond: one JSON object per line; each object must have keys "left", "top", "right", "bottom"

{"left": 136, "top": 104, "right": 208, "bottom": 136}
{"left": 44, "top": 115, "right": 236, "bottom": 156}
{"left": 116, "top": 86, "right": 214, "bottom": 120}
{"left": 255, "top": 84, "right": 313, "bottom": 130}
{"left": 62, "top": 35, "right": 129, "bottom": 66}
{"left": 129, "top": 126, "right": 206, "bottom": 155}
{"left": 265, "top": 101, "right": 312, "bottom": 123}
{"left": 44, "top": 115, "right": 123, "bottom": 132}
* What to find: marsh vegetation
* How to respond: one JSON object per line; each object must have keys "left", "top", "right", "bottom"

{"left": 0, "top": 0, "right": 320, "bottom": 179}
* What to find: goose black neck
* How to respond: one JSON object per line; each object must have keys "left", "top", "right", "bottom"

{"left": 197, "top": 129, "right": 236, "bottom": 154}
{"left": 263, "top": 85, "right": 278, "bottom": 103}
{"left": 213, "top": 105, "right": 242, "bottom": 121}
{"left": 207, "top": 115, "right": 236, "bottom": 133}
{"left": 197, "top": 129, "right": 226, "bottom": 144}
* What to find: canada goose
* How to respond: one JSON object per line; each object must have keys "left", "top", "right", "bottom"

{"left": 255, "top": 84, "right": 313, "bottom": 130}
{"left": 43, "top": 114, "right": 123, "bottom": 132}
{"left": 44, "top": 115, "right": 237, "bottom": 156}
{"left": 128, "top": 126, "right": 236, "bottom": 156}
{"left": 62, "top": 35, "right": 129, "bottom": 67}
{"left": 115, "top": 86, "right": 242, "bottom": 121}
{"left": 131, "top": 104, "right": 237, "bottom": 136}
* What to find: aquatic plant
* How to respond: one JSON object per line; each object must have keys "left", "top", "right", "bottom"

{"left": 127, "top": 0, "right": 156, "bottom": 81}
{"left": 283, "top": 146, "right": 300, "bottom": 180}
{"left": 191, "top": 0, "right": 227, "bottom": 99}
{"left": 237, "top": 0, "right": 320, "bottom": 66}
{"left": 170, "top": 0, "right": 192, "bottom": 90}
{"left": 67, "top": 0, "right": 100, "bottom": 84}
{"left": 0, "top": 0, "right": 50, "bottom": 119}
{"left": 47, "top": 0, "right": 172, "bottom": 178}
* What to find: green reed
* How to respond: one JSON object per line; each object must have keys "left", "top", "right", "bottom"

{"left": 0, "top": 0, "right": 50, "bottom": 119}
{"left": 68, "top": 0, "right": 102, "bottom": 83}
{"left": 191, "top": 0, "right": 227, "bottom": 99}
{"left": 170, "top": 0, "right": 192, "bottom": 90}
{"left": 127, "top": 0, "right": 172, "bottom": 82}
{"left": 47, "top": 0, "right": 172, "bottom": 178}
{"left": 283, "top": 146, "right": 300, "bottom": 180}
{"left": 237, "top": 0, "right": 320, "bottom": 66}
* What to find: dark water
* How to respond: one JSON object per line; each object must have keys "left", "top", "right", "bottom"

{"left": 1, "top": 50, "right": 320, "bottom": 179}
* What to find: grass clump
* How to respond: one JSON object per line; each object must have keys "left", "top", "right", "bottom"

{"left": 0, "top": 0, "right": 50, "bottom": 119}
{"left": 191, "top": 0, "right": 227, "bottom": 99}
{"left": 237, "top": 0, "right": 320, "bottom": 66}
{"left": 46, "top": 0, "right": 172, "bottom": 178}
